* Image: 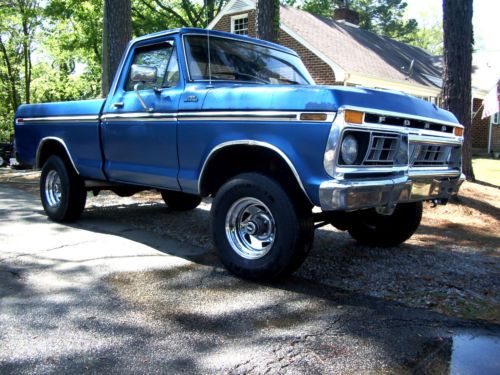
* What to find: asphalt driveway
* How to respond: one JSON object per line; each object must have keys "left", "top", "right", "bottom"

{"left": 1, "top": 183, "right": 499, "bottom": 374}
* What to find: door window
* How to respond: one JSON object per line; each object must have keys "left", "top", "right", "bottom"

{"left": 126, "top": 41, "right": 179, "bottom": 91}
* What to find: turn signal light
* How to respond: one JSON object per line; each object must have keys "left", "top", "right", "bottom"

{"left": 344, "top": 110, "right": 364, "bottom": 124}
{"left": 454, "top": 127, "right": 464, "bottom": 137}
{"left": 300, "top": 113, "right": 328, "bottom": 121}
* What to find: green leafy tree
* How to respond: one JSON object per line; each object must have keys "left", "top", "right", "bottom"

{"left": 133, "top": 0, "right": 228, "bottom": 35}
{"left": 44, "top": 0, "right": 103, "bottom": 98}
{"left": 0, "top": 0, "right": 41, "bottom": 140}
{"left": 411, "top": 21, "right": 443, "bottom": 55}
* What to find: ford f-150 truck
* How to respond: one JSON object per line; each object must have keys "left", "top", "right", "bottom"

{"left": 15, "top": 28, "right": 465, "bottom": 280}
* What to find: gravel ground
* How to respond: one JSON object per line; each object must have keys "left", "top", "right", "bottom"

{"left": 1, "top": 168, "right": 498, "bottom": 323}
{"left": 2, "top": 182, "right": 499, "bottom": 374}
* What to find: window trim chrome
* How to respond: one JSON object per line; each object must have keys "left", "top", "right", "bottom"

{"left": 181, "top": 33, "right": 313, "bottom": 84}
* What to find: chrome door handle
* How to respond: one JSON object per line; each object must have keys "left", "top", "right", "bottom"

{"left": 113, "top": 102, "right": 124, "bottom": 108}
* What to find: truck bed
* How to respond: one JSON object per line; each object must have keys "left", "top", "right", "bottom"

{"left": 15, "top": 99, "right": 106, "bottom": 180}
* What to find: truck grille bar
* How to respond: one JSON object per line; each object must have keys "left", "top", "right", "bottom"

{"left": 410, "top": 144, "right": 452, "bottom": 167}
{"left": 363, "top": 134, "right": 400, "bottom": 165}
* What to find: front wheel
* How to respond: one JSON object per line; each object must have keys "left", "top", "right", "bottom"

{"left": 348, "top": 202, "right": 423, "bottom": 247}
{"left": 40, "top": 155, "right": 87, "bottom": 222}
{"left": 211, "top": 173, "right": 314, "bottom": 281}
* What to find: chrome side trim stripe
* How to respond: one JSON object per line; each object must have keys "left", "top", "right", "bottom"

{"left": 18, "top": 111, "right": 336, "bottom": 124}
{"left": 101, "top": 113, "right": 177, "bottom": 122}
{"left": 178, "top": 111, "right": 336, "bottom": 122}
{"left": 18, "top": 115, "right": 99, "bottom": 124}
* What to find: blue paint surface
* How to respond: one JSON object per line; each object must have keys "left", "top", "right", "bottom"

{"left": 13, "top": 27, "right": 459, "bottom": 205}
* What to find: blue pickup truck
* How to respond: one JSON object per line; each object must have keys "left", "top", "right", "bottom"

{"left": 15, "top": 28, "right": 464, "bottom": 280}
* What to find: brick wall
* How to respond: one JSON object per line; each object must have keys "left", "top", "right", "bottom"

{"left": 491, "top": 124, "right": 500, "bottom": 152}
{"left": 213, "top": 10, "right": 257, "bottom": 37}
{"left": 471, "top": 94, "right": 500, "bottom": 153}
{"left": 278, "top": 30, "right": 336, "bottom": 85}
{"left": 212, "top": 12, "right": 336, "bottom": 85}
{"left": 471, "top": 97, "right": 490, "bottom": 151}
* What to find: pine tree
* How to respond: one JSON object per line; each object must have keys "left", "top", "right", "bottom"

{"left": 441, "top": 0, "right": 474, "bottom": 180}
{"left": 102, "top": 0, "right": 132, "bottom": 97}
{"left": 256, "top": 0, "right": 280, "bottom": 42}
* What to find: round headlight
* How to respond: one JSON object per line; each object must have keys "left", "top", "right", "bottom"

{"left": 341, "top": 135, "right": 359, "bottom": 165}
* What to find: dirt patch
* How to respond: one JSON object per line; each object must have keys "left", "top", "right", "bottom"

{"left": 2, "top": 168, "right": 499, "bottom": 323}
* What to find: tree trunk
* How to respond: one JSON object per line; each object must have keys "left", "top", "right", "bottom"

{"left": 256, "top": 0, "right": 280, "bottom": 42}
{"left": 102, "top": 0, "right": 132, "bottom": 97}
{"left": 0, "top": 37, "right": 21, "bottom": 112}
{"left": 206, "top": 0, "right": 215, "bottom": 24}
{"left": 441, "top": 0, "right": 474, "bottom": 180}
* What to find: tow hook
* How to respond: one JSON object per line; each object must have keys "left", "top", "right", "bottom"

{"left": 431, "top": 198, "right": 448, "bottom": 207}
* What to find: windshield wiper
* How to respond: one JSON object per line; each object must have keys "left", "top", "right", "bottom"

{"left": 214, "top": 71, "right": 269, "bottom": 84}
{"left": 276, "top": 77, "right": 302, "bottom": 85}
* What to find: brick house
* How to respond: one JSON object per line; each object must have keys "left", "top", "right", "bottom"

{"left": 208, "top": 0, "right": 500, "bottom": 154}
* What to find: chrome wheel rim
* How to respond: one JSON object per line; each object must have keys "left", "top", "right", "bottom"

{"left": 225, "top": 197, "right": 276, "bottom": 260}
{"left": 45, "top": 170, "right": 62, "bottom": 208}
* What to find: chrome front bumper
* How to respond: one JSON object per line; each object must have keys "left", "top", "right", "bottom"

{"left": 319, "top": 171, "right": 465, "bottom": 212}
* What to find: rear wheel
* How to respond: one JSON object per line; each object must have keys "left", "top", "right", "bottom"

{"left": 161, "top": 190, "right": 202, "bottom": 211}
{"left": 348, "top": 202, "right": 423, "bottom": 247}
{"left": 40, "top": 155, "right": 87, "bottom": 222}
{"left": 211, "top": 173, "right": 314, "bottom": 280}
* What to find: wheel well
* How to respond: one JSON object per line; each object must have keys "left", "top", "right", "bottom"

{"left": 199, "top": 145, "right": 311, "bottom": 208}
{"left": 37, "top": 140, "right": 76, "bottom": 173}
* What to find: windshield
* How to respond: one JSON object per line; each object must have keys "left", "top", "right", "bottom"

{"left": 184, "top": 35, "right": 313, "bottom": 85}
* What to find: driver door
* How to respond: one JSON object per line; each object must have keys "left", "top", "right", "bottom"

{"left": 101, "top": 39, "right": 182, "bottom": 189}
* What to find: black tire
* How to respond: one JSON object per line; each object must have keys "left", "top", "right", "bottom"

{"left": 40, "top": 155, "right": 87, "bottom": 222}
{"left": 161, "top": 190, "right": 202, "bottom": 211}
{"left": 211, "top": 173, "right": 314, "bottom": 281}
{"left": 347, "top": 202, "right": 423, "bottom": 247}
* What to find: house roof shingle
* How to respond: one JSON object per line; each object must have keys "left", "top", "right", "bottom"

{"left": 279, "top": 5, "right": 442, "bottom": 88}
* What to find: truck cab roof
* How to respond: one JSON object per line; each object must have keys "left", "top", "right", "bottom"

{"left": 130, "top": 27, "right": 298, "bottom": 57}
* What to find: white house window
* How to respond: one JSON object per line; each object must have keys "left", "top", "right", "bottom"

{"left": 231, "top": 14, "right": 249, "bottom": 35}
{"left": 493, "top": 112, "right": 500, "bottom": 125}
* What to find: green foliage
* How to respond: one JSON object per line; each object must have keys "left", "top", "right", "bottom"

{"left": 0, "top": 0, "right": 41, "bottom": 141}
{"left": 133, "top": 0, "right": 229, "bottom": 35}
{"left": 410, "top": 22, "right": 443, "bottom": 55}
{"left": 43, "top": 0, "right": 103, "bottom": 97}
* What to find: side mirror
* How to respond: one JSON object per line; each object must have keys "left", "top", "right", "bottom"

{"left": 130, "top": 64, "right": 157, "bottom": 112}
{"left": 130, "top": 64, "right": 157, "bottom": 83}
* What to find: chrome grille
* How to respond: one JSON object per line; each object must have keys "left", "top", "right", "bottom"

{"left": 363, "top": 134, "right": 400, "bottom": 165}
{"left": 410, "top": 144, "right": 452, "bottom": 166}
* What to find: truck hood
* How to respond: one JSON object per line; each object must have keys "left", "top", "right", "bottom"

{"left": 202, "top": 84, "right": 459, "bottom": 124}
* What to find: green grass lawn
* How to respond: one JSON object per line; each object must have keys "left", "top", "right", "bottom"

{"left": 472, "top": 158, "right": 500, "bottom": 186}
